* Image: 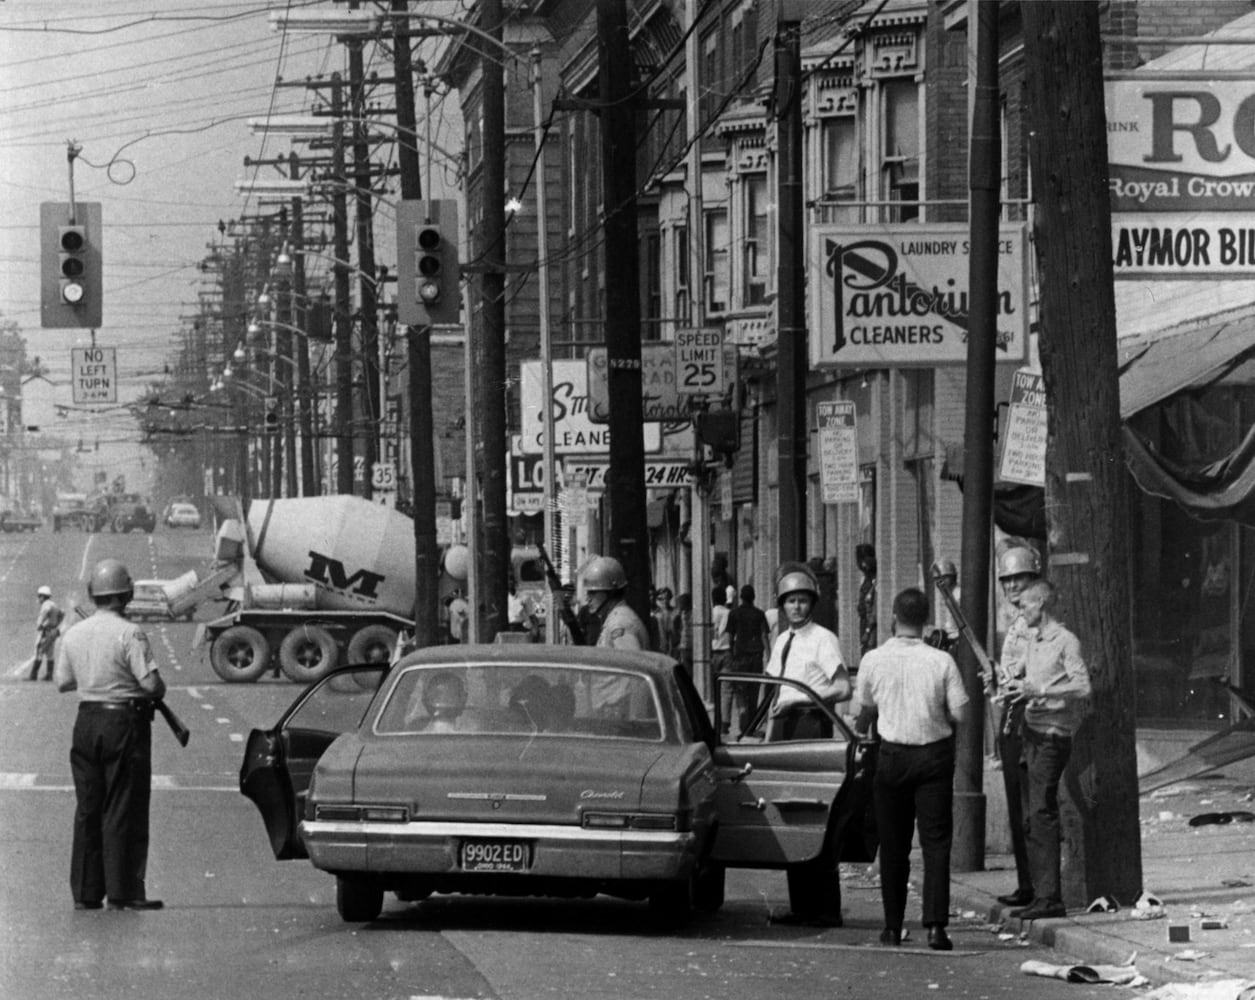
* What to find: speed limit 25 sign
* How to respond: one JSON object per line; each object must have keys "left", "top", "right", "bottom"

{"left": 674, "top": 327, "right": 726, "bottom": 396}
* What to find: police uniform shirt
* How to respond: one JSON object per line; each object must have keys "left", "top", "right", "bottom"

{"left": 36, "top": 597, "right": 63, "bottom": 654}
{"left": 595, "top": 599, "right": 650, "bottom": 650}
{"left": 765, "top": 619, "right": 844, "bottom": 709}
{"left": 53, "top": 609, "right": 157, "bottom": 702}
{"left": 1000, "top": 613, "right": 1034, "bottom": 680}
{"left": 855, "top": 636, "right": 969, "bottom": 745}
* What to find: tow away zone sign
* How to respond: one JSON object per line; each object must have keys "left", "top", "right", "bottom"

{"left": 71, "top": 347, "right": 116, "bottom": 404}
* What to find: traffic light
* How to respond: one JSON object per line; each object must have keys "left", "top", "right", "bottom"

{"left": 40, "top": 202, "right": 102, "bottom": 328}
{"left": 396, "top": 199, "right": 460, "bottom": 327}
{"left": 264, "top": 397, "right": 279, "bottom": 435}
{"left": 695, "top": 408, "right": 741, "bottom": 465}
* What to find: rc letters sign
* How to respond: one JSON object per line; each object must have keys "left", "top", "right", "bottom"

{"left": 809, "top": 224, "right": 1028, "bottom": 367}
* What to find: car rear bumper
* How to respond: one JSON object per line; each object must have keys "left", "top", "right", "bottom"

{"left": 299, "top": 818, "right": 698, "bottom": 881}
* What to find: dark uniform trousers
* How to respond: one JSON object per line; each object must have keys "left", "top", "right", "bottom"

{"left": 70, "top": 702, "right": 152, "bottom": 904}
{"left": 997, "top": 702, "right": 1032, "bottom": 894}
{"left": 873, "top": 738, "right": 955, "bottom": 930}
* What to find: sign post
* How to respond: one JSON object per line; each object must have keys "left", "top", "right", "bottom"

{"left": 70, "top": 347, "right": 116, "bottom": 405}
{"left": 816, "top": 401, "right": 858, "bottom": 504}
{"left": 674, "top": 327, "right": 726, "bottom": 396}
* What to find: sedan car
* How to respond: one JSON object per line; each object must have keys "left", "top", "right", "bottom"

{"left": 240, "top": 645, "right": 877, "bottom": 924}
{"left": 164, "top": 502, "right": 201, "bottom": 529}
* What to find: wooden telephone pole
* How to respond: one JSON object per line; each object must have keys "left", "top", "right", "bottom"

{"left": 1022, "top": 0, "right": 1142, "bottom": 905}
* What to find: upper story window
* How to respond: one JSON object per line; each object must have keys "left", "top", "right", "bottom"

{"left": 702, "top": 30, "right": 720, "bottom": 125}
{"left": 675, "top": 224, "right": 690, "bottom": 322}
{"left": 823, "top": 117, "right": 857, "bottom": 202}
{"left": 882, "top": 78, "right": 919, "bottom": 223}
{"left": 706, "top": 209, "right": 729, "bottom": 315}
{"left": 744, "top": 174, "right": 769, "bottom": 307}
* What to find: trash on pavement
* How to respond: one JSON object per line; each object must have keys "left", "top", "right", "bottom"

{"left": 1200, "top": 918, "right": 1230, "bottom": 930}
{"left": 1019, "top": 958, "right": 1147, "bottom": 986}
{"left": 1141, "top": 981, "right": 1255, "bottom": 1000}
{"left": 1168, "top": 924, "right": 1191, "bottom": 942}
{"left": 1170, "top": 949, "right": 1210, "bottom": 961}
{"left": 1086, "top": 895, "right": 1120, "bottom": 913}
{"left": 1133, "top": 890, "right": 1167, "bottom": 919}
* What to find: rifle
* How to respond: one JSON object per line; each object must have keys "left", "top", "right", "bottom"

{"left": 931, "top": 560, "right": 1022, "bottom": 734}
{"left": 155, "top": 699, "right": 191, "bottom": 747}
{"left": 537, "top": 542, "right": 586, "bottom": 645}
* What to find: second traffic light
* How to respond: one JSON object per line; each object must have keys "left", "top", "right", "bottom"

{"left": 40, "top": 202, "right": 102, "bottom": 328}
{"left": 396, "top": 199, "right": 460, "bottom": 327}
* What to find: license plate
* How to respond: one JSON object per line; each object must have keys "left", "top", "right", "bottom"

{"left": 459, "top": 839, "right": 530, "bottom": 872}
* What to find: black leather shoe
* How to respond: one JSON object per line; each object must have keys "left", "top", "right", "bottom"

{"left": 1010, "top": 899, "right": 1065, "bottom": 920}
{"left": 107, "top": 899, "right": 164, "bottom": 911}
{"left": 997, "top": 888, "right": 1034, "bottom": 907}
{"left": 878, "top": 927, "right": 902, "bottom": 946}
{"left": 74, "top": 901, "right": 102, "bottom": 911}
{"left": 926, "top": 925, "right": 953, "bottom": 951}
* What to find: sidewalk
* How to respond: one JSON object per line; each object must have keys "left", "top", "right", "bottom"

{"left": 948, "top": 733, "right": 1255, "bottom": 994}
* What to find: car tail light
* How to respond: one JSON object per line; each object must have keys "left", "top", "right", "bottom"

{"left": 582, "top": 812, "right": 679, "bottom": 831}
{"left": 314, "top": 804, "right": 409, "bottom": 823}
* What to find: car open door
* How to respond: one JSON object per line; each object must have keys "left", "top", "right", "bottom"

{"left": 708, "top": 673, "right": 877, "bottom": 867}
{"left": 239, "top": 665, "right": 388, "bottom": 859}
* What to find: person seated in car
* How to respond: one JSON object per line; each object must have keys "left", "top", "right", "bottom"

{"left": 414, "top": 671, "right": 468, "bottom": 733}
{"left": 510, "top": 674, "right": 556, "bottom": 730}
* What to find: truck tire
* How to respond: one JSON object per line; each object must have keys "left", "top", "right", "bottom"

{"left": 210, "top": 625, "right": 270, "bottom": 683}
{"left": 346, "top": 625, "right": 398, "bottom": 666}
{"left": 278, "top": 625, "right": 339, "bottom": 683}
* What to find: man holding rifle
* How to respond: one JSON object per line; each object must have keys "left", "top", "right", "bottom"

{"left": 54, "top": 558, "right": 168, "bottom": 913}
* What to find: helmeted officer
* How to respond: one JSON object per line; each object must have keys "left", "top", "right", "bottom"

{"left": 993, "top": 543, "right": 1042, "bottom": 909}
{"left": 30, "top": 584, "right": 63, "bottom": 681}
{"left": 54, "top": 558, "right": 166, "bottom": 912}
{"left": 582, "top": 556, "right": 650, "bottom": 717}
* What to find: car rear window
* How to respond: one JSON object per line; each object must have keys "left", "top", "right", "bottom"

{"left": 374, "top": 662, "right": 664, "bottom": 741}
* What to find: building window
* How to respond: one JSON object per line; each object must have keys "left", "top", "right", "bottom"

{"left": 883, "top": 78, "right": 920, "bottom": 222}
{"left": 644, "top": 231, "right": 662, "bottom": 337}
{"left": 902, "top": 368, "right": 934, "bottom": 460}
{"left": 675, "top": 224, "right": 690, "bottom": 321}
{"left": 744, "top": 175, "right": 768, "bottom": 307}
{"left": 705, "top": 209, "right": 729, "bottom": 315}
{"left": 702, "top": 31, "right": 720, "bottom": 125}
{"left": 822, "top": 116, "right": 857, "bottom": 201}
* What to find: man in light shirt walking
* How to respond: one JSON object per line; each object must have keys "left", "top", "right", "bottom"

{"left": 855, "top": 587, "right": 970, "bottom": 950}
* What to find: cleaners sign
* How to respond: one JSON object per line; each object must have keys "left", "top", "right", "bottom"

{"left": 809, "top": 224, "right": 1028, "bottom": 368}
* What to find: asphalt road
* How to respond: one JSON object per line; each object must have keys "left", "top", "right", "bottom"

{"left": 0, "top": 526, "right": 1121, "bottom": 1000}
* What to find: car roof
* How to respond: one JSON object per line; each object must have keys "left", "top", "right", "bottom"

{"left": 395, "top": 643, "right": 677, "bottom": 677}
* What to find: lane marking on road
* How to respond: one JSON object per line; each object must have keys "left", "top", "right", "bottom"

{"left": 229, "top": 733, "right": 244, "bottom": 742}
{"left": 215, "top": 717, "right": 231, "bottom": 725}
{"left": 0, "top": 773, "right": 237, "bottom": 792}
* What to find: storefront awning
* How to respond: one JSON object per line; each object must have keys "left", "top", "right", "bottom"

{"left": 1119, "top": 316, "right": 1255, "bottom": 419}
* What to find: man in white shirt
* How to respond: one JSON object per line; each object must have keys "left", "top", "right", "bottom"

{"left": 764, "top": 568, "right": 851, "bottom": 740}
{"left": 855, "top": 587, "right": 970, "bottom": 951}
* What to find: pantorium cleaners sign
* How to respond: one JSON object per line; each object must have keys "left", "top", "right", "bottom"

{"left": 809, "top": 224, "right": 1029, "bottom": 368}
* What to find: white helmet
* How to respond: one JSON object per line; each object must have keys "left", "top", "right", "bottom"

{"left": 37, "top": 585, "right": 51, "bottom": 598}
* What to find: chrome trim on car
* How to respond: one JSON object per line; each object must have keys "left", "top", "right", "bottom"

{"left": 300, "top": 818, "right": 690, "bottom": 846}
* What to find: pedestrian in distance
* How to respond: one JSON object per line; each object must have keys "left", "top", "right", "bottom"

{"left": 724, "top": 583, "right": 769, "bottom": 735}
{"left": 856, "top": 544, "right": 878, "bottom": 659}
{"left": 992, "top": 543, "right": 1042, "bottom": 909}
{"left": 652, "top": 587, "right": 676, "bottom": 657}
{"left": 855, "top": 587, "right": 970, "bottom": 950}
{"left": 765, "top": 567, "right": 851, "bottom": 741}
{"left": 671, "top": 592, "right": 694, "bottom": 677}
{"left": 1003, "top": 579, "right": 1092, "bottom": 921}
{"left": 446, "top": 589, "right": 469, "bottom": 644}
{"left": 54, "top": 558, "right": 166, "bottom": 912}
{"left": 29, "top": 584, "right": 64, "bottom": 681}
{"left": 710, "top": 586, "right": 733, "bottom": 727}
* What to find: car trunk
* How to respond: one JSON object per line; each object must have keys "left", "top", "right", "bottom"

{"left": 349, "top": 737, "right": 668, "bottom": 826}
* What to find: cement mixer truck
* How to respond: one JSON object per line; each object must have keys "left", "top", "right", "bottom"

{"left": 193, "top": 495, "right": 463, "bottom": 684}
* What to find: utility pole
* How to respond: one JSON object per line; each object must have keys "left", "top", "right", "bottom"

{"left": 953, "top": 0, "right": 998, "bottom": 872}
{"left": 597, "top": 0, "right": 650, "bottom": 622}
{"left": 348, "top": 3, "right": 380, "bottom": 501}
{"left": 479, "top": 0, "right": 510, "bottom": 640}
{"left": 289, "top": 152, "right": 317, "bottom": 496}
{"left": 774, "top": 5, "right": 807, "bottom": 565}
{"left": 1022, "top": 0, "right": 1141, "bottom": 906}
{"left": 390, "top": 0, "right": 440, "bottom": 647}
{"left": 330, "top": 73, "right": 356, "bottom": 495}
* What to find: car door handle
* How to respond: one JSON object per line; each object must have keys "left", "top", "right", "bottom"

{"left": 771, "top": 798, "right": 828, "bottom": 810}
{"left": 739, "top": 798, "right": 768, "bottom": 811}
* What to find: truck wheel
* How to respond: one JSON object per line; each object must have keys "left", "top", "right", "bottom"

{"left": 209, "top": 626, "right": 270, "bottom": 683}
{"left": 346, "top": 625, "right": 398, "bottom": 666}
{"left": 278, "top": 625, "right": 339, "bottom": 683}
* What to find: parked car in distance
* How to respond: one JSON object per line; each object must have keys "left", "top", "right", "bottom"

{"left": 240, "top": 645, "right": 878, "bottom": 925}
{"left": 164, "top": 502, "right": 201, "bottom": 529}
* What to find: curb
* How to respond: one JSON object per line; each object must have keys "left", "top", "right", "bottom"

{"left": 950, "top": 888, "right": 1187, "bottom": 988}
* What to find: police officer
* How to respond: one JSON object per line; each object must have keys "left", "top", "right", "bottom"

{"left": 29, "top": 584, "right": 63, "bottom": 681}
{"left": 582, "top": 556, "right": 650, "bottom": 717}
{"left": 54, "top": 558, "right": 166, "bottom": 912}
{"left": 993, "top": 544, "right": 1041, "bottom": 909}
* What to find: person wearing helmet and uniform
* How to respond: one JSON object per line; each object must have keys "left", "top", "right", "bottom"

{"left": 54, "top": 558, "right": 166, "bottom": 912}
{"left": 29, "top": 584, "right": 63, "bottom": 681}
{"left": 582, "top": 556, "right": 650, "bottom": 716}
{"left": 765, "top": 565, "right": 851, "bottom": 741}
{"left": 992, "top": 542, "right": 1042, "bottom": 910}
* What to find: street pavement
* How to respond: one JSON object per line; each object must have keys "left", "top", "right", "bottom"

{"left": 946, "top": 741, "right": 1255, "bottom": 996}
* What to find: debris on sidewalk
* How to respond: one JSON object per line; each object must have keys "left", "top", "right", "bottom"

{"left": 1134, "top": 891, "right": 1168, "bottom": 920}
{"left": 1140, "top": 979, "right": 1255, "bottom": 1000}
{"left": 1019, "top": 957, "right": 1148, "bottom": 986}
